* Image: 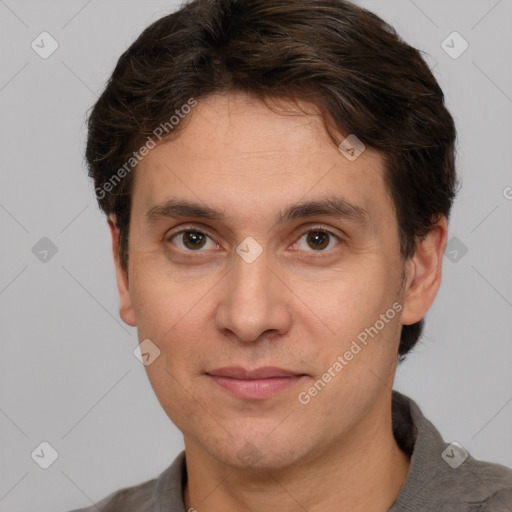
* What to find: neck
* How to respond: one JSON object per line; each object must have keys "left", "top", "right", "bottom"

{"left": 183, "top": 395, "right": 410, "bottom": 512}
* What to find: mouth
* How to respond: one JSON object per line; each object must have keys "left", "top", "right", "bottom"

{"left": 206, "top": 366, "right": 308, "bottom": 400}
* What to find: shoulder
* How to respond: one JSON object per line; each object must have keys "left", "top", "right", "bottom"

{"left": 454, "top": 457, "right": 512, "bottom": 510}
{"left": 440, "top": 455, "right": 512, "bottom": 510}
{"left": 67, "top": 477, "right": 158, "bottom": 512}
{"left": 66, "top": 451, "right": 187, "bottom": 512}
{"left": 391, "top": 392, "right": 512, "bottom": 511}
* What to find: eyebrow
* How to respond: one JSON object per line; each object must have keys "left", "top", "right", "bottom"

{"left": 144, "top": 195, "right": 370, "bottom": 227}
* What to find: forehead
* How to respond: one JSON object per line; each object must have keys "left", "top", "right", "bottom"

{"left": 132, "top": 92, "right": 393, "bottom": 227}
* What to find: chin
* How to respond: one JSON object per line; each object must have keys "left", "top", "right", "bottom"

{"left": 200, "top": 428, "right": 309, "bottom": 471}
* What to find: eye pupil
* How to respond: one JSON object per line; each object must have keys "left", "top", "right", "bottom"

{"left": 307, "top": 231, "right": 329, "bottom": 250}
{"left": 184, "top": 232, "right": 206, "bottom": 250}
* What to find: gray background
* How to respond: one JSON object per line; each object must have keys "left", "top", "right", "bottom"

{"left": 0, "top": 1, "right": 511, "bottom": 510}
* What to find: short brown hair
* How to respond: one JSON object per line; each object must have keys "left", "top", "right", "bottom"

{"left": 86, "top": 0, "right": 458, "bottom": 358}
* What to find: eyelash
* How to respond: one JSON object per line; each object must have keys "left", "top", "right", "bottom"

{"left": 166, "top": 224, "right": 342, "bottom": 258}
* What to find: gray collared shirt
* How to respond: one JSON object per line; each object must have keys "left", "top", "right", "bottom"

{"left": 69, "top": 391, "right": 512, "bottom": 511}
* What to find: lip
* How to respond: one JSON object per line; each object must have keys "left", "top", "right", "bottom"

{"left": 206, "top": 366, "right": 307, "bottom": 400}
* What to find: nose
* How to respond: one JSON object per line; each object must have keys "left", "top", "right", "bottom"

{"left": 215, "top": 244, "right": 292, "bottom": 344}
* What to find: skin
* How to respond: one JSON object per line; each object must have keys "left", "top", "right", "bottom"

{"left": 108, "top": 91, "right": 447, "bottom": 511}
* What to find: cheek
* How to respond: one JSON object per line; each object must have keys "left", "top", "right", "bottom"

{"left": 128, "top": 257, "right": 193, "bottom": 338}
{"left": 298, "top": 263, "right": 403, "bottom": 378}
{"left": 129, "top": 263, "right": 215, "bottom": 379}
{"left": 144, "top": 360, "right": 211, "bottom": 440}
{"left": 305, "top": 262, "right": 398, "bottom": 328}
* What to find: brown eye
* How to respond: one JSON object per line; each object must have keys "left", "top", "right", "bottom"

{"left": 183, "top": 232, "right": 206, "bottom": 250}
{"left": 306, "top": 231, "right": 330, "bottom": 250}
{"left": 169, "top": 231, "right": 217, "bottom": 252}
{"left": 294, "top": 229, "right": 340, "bottom": 252}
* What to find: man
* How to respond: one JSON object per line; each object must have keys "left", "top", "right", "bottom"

{"left": 72, "top": 0, "right": 512, "bottom": 510}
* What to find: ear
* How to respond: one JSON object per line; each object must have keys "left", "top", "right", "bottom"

{"left": 401, "top": 216, "right": 448, "bottom": 326}
{"left": 108, "top": 215, "right": 137, "bottom": 327}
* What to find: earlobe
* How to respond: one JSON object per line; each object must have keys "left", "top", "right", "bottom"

{"left": 108, "top": 215, "right": 137, "bottom": 327}
{"left": 400, "top": 216, "right": 448, "bottom": 326}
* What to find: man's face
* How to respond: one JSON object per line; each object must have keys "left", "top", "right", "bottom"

{"left": 117, "top": 92, "right": 410, "bottom": 469}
